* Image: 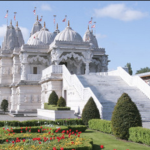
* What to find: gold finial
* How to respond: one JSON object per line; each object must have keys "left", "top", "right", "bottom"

{"left": 44, "top": 22, "right": 46, "bottom": 27}
{"left": 68, "top": 20, "right": 70, "bottom": 27}
{"left": 56, "top": 23, "right": 58, "bottom": 30}
{"left": 16, "top": 21, "right": 18, "bottom": 27}
{"left": 10, "top": 20, "right": 12, "bottom": 25}
{"left": 37, "top": 15, "right": 38, "bottom": 21}
{"left": 88, "top": 25, "right": 89, "bottom": 30}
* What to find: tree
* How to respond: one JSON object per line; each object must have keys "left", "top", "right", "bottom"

{"left": 82, "top": 97, "right": 100, "bottom": 125}
{"left": 136, "top": 67, "right": 150, "bottom": 74}
{"left": 48, "top": 91, "right": 58, "bottom": 105}
{"left": 125, "top": 63, "right": 132, "bottom": 75}
{"left": 57, "top": 96, "right": 66, "bottom": 107}
{"left": 111, "top": 93, "right": 142, "bottom": 140}
{"left": 1, "top": 99, "right": 8, "bottom": 114}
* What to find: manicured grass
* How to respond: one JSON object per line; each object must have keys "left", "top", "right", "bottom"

{"left": 81, "top": 129, "right": 150, "bottom": 150}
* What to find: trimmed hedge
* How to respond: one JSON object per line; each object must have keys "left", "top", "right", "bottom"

{"left": 57, "top": 96, "right": 66, "bottom": 107}
{"left": 44, "top": 103, "right": 70, "bottom": 110}
{"left": 88, "top": 119, "right": 112, "bottom": 134}
{"left": 111, "top": 93, "right": 142, "bottom": 140}
{"left": 48, "top": 91, "right": 58, "bottom": 105}
{"left": 82, "top": 97, "right": 100, "bottom": 125}
{"left": 0, "top": 119, "right": 83, "bottom": 127}
{"left": 68, "top": 125, "right": 87, "bottom": 132}
{"left": 129, "top": 127, "right": 150, "bottom": 145}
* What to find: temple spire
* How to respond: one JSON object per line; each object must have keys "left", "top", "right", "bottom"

{"left": 37, "top": 15, "right": 38, "bottom": 21}
{"left": 10, "top": 20, "right": 12, "bottom": 25}
{"left": 56, "top": 23, "right": 58, "bottom": 30}
{"left": 16, "top": 21, "right": 18, "bottom": 27}
{"left": 44, "top": 22, "right": 46, "bottom": 28}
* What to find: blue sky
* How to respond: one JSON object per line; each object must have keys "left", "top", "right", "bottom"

{"left": 0, "top": 1, "right": 149, "bottom": 74}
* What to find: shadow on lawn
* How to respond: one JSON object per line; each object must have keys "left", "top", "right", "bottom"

{"left": 85, "top": 131, "right": 94, "bottom": 133}
{"left": 93, "top": 144, "right": 100, "bottom": 150}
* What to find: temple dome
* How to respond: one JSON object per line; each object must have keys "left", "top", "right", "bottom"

{"left": 28, "top": 37, "right": 44, "bottom": 45}
{"left": 54, "top": 21, "right": 83, "bottom": 42}
{"left": 27, "top": 22, "right": 54, "bottom": 45}
{"left": 30, "top": 15, "right": 42, "bottom": 37}
{"left": 83, "top": 27, "right": 98, "bottom": 48}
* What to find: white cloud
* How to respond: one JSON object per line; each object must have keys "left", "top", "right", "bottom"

{"left": 96, "top": 33, "right": 107, "bottom": 39}
{"left": 93, "top": 4, "right": 148, "bottom": 21}
{"left": 41, "top": 4, "right": 52, "bottom": 11}
{"left": 0, "top": 25, "right": 7, "bottom": 38}
{"left": 20, "top": 27, "right": 30, "bottom": 42}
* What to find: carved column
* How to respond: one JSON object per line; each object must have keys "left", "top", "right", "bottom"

{"left": 20, "top": 53, "right": 28, "bottom": 81}
{"left": 85, "top": 62, "right": 90, "bottom": 74}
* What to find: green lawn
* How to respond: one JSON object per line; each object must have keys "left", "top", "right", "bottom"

{"left": 81, "top": 129, "right": 150, "bottom": 150}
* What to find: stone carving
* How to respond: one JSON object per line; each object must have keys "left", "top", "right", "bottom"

{"left": 51, "top": 49, "right": 63, "bottom": 64}
{"left": 82, "top": 51, "right": 93, "bottom": 61}
{"left": 59, "top": 52, "right": 86, "bottom": 64}
{"left": 102, "top": 56, "right": 107, "bottom": 66}
{"left": 28, "top": 55, "right": 49, "bottom": 65}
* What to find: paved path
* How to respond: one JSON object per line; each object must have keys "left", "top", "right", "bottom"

{"left": 0, "top": 114, "right": 150, "bottom": 129}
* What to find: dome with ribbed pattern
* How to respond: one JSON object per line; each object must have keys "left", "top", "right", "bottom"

{"left": 54, "top": 26, "right": 83, "bottom": 42}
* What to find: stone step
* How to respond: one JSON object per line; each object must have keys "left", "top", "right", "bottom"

{"left": 77, "top": 75, "right": 150, "bottom": 121}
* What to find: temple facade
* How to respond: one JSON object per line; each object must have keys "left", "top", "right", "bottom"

{"left": 0, "top": 16, "right": 109, "bottom": 114}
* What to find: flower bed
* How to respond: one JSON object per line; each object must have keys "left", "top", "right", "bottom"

{"left": 0, "top": 126, "right": 92, "bottom": 150}
{"left": 0, "top": 118, "right": 83, "bottom": 127}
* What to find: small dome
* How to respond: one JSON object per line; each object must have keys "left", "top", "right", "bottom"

{"left": 54, "top": 21, "right": 83, "bottom": 42}
{"left": 27, "top": 22, "right": 54, "bottom": 45}
{"left": 28, "top": 37, "right": 44, "bottom": 45}
{"left": 30, "top": 15, "right": 42, "bottom": 37}
{"left": 83, "top": 27, "right": 98, "bottom": 48}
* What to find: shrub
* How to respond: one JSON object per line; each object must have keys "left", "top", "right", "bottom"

{"left": 129, "top": 127, "right": 150, "bottom": 145}
{"left": 48, "top": 91, "right": 58, "bottom": 105}
{"left": 57, "top": 96, "right": 66, "bottom": 107}
{"left": 44, "top": 103, "right": 70, "bottom": 110}
{"left": 111, "top": 93, "right": 142, "bottom": 140}
{"left": 82, "top": 97, "right": 100, "bottom": 125}
{"left": 88, "top": 119, "right": 112, "bottom": 134}
{"left": 1, "top": 99, "right": 8, "bottom": 114}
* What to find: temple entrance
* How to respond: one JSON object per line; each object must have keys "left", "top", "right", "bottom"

{"left": 59, "top": 62, "right": 67, "bottom": 67}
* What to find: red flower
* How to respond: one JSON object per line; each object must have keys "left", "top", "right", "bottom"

{"left": 29, "top": 127, "right": 31, "bottom": 128}
{"left": 60, "top": 148, "right": 64, "bottom": 150}
{"left": 20, "top": 131, "right": 23, "bottom": 133}
{"left": 29, "top": 130, "right": 31, "bottom": 132}
{"left": 23, "top": 139, "right": 25, "bottom": 142}
{"left": 71, "top": 141, "right": 74, "bottom": 144}
{"left": 12, "top": 141, "right": 14, "bottom": 143}
{"left": 100, "top": 145, "right": 104, "bottom": 149}
{"left": 40, "top": 126, "right": 42, "bottom": 129}
{"left": 53, "top": 147, "right": 57, "bottom": 150}
{"left": 76, "top": 130, "right": 78, "bottom": 132}
{"left": 20, "top": 127, "right": 23, "bottom": 129}
{"left": 3, "top": 128, "right": 5, "bottom": 130}
{"left": 78, "top": 135, "right": 80, "bottom": 137}
{"left": 6, "top": 139, "right": 8, "bottom": 142}
{"left": 39, "top": 141, "right": 41, "bottom": 144}
{"left": 53, "top": 137, "right": 55, "bottom": 139}
{"left": 50, "top": 137, "right": 52, "bottom": 140}
{"left": 38, "top": 129, "right": 40, "bottom": 133}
